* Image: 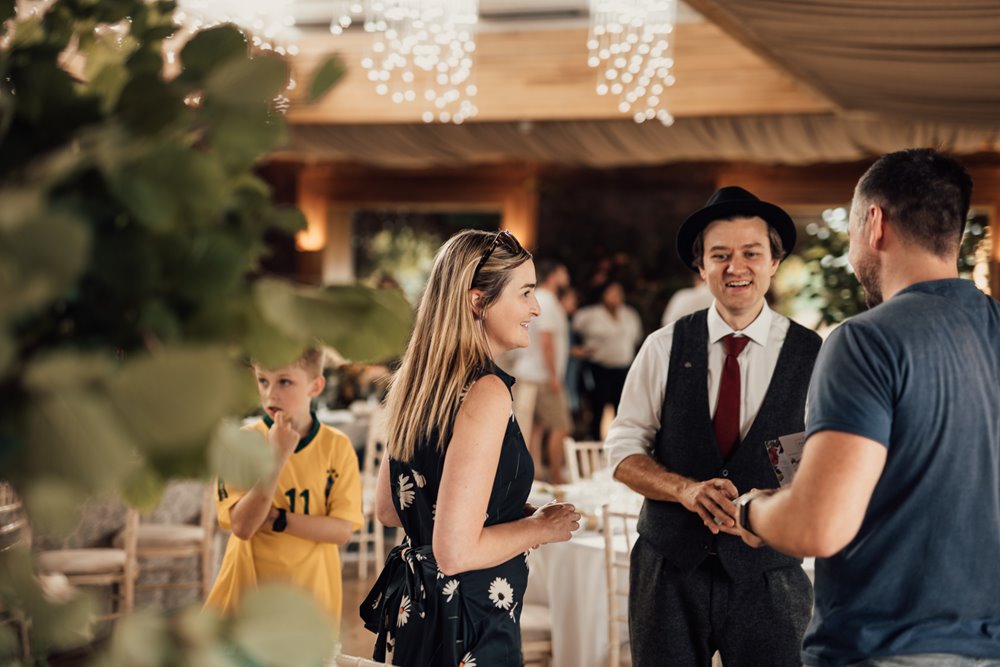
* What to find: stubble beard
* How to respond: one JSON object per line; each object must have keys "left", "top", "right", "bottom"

{"left": 854, "top": 254, "right": 883, "bottom": 308}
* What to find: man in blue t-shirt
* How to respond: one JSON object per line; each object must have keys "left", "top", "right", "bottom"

{"left": 733, "top": 148, "right": 1000, "bottom": 667}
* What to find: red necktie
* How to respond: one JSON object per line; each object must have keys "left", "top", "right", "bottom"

{"left": 713, "top": 334, "right": 750, "bottom": 460}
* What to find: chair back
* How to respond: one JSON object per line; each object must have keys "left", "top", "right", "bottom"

{"left": 362, "top": 405, "right": 390, "bottom": 496}
{"left": 564, "top": 438, "right": 607, "bottom": 483}
{"left": 603, "top": 504, "right": 639, "bottom": 667}
{"left": 0, "top": 482, "right": 28, "bottom": 551}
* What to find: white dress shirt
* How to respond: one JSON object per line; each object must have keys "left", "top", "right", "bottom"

{"left": 605, "top": 302, "right": 791, "bottom": 472}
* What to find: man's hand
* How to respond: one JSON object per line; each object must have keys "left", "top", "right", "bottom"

{"left": 677, "top": 478, "right": 739, "bottom": 534}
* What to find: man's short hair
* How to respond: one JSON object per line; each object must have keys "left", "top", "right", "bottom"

{"left": 535, "top": 259, "right": 566, "bottom": 284}
{"left": 856, "top": 148, "right": 972, "bottom": 257}
{"left": 690, "top": 216, "right": 786, "bottom": 270}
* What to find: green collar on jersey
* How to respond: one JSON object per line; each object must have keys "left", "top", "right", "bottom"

{"left": 261, "top": 411, "right": 321, "bottom": 453}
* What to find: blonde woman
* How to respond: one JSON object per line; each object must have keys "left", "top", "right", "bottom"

{"left": 361, "top": 229, "right": 581, "bottom": 666}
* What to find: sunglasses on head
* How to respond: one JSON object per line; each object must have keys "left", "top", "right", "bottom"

{"left": 472, "top": 229, "right": 517, "bottom": 282}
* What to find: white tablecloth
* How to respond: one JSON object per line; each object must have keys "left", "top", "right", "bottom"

{"left": 527, "top": 531, "right": 624, "bottom": 667}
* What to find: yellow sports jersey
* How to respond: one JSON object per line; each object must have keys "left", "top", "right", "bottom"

{"left": 206, "top": 416, "right": 363, "bottom": 628}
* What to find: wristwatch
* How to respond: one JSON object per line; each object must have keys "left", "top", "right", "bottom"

{"left": 736, "top": 494, "right": 756, "bottom": 537}
{"left": 272, "top": 507, "right": 288, "bottom": 533}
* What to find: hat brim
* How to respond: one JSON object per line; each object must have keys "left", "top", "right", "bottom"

{"left": 676, "top": 200, "right": 797, "bottom": 272}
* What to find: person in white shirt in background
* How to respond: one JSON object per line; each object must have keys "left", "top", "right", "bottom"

{"left": 573, "top": 280, "right": 643, "bottom": 441}
{"left": 662, "top": 276, "right": 715, "bottom": 328}
{"left": 512, "top": 260, "right": 573, "bottom": 484}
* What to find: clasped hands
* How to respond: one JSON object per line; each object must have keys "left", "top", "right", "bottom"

{"left": 678, "top": 478, "right": 766, "bottom": 548}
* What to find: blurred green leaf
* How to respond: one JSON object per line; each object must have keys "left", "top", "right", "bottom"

{"left": 255, "top": 279, "right": 413, "bottom": 363}
{"left": 23, "top": 351, "right": 115, "bottom": 392}
{"left": 307, "top": 55, "right": 345, "bottom": 102}
{"left": 203, "top": 105, "right": 286, "bottom": 174}
{"left": 106, "top": 347, "right": 247, "bottom": 454}
{"left": 108, "top": 146, "right": 228, "bottom": 232}
{"left": 0, "top": 624, "right": 17, "bottom": 659}
{"left": 0, "top": 207, "right": 90, "bottom": 319}
{"left": 207, "top": 420, "right": 273, "bottom": 491}
{"left": 121, "top": 466, "right": 165, "bottom": 512}
{"left": 231, "top": 585, "right": 334, "bottom": 667}
{"left": 205, "top": 54, "right": 287, "bottom": 108}
{"left": 0, "top": 330, "right": 13, "bottom": 378}
{"left": 21, "top": 479, "right": 87, "bottom": 536}
{"left": 115, "top": 72, "right": 185, "bottom": 134}
{"left": 24, "top": 391, "right": 138, "bottom": 498}
{"left": 267, "top": 206, "right": 307, "bottom": 236}
{"left": 176, "top": 605, "right": 224, "bottom": 650}
{"left": 0, "top": 0, "right": 14, "bottom": 23}
{"left": 0, "top": 547, "right": 97, "bottom": 653}
{"left": 106, "top": 610, "right": 170, "bottom": 667}
{"left": 10, "top": 17, "right": 44, "bottom": 48}
{"left": 179, "top": 25, "right": 248, "bottom": 84}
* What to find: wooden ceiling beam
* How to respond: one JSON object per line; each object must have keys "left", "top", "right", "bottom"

{"left": 287, "top": 22, "right": 830, "bottom": 124}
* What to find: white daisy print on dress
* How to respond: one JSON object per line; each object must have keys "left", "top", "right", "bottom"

{"left": 488, "top": 577, "right": 514, "bottom": 610}
{"left": 397, "top": 595, "right": 411, "bottom": 627}
{"left": 412, "top": 469, "right": 426, "bottom": 488}
{"left": 460, "top": 652, "right": 476, "bottom": 667}
{"left": 442, "top": 579, "right": 459, "bottom": 602}
{"left": 397, "top": 474, "right": 415, "bottom": 509}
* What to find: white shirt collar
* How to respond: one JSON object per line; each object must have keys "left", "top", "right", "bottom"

{"left": 707, "top": 301, "right": 773, "bottom": 347}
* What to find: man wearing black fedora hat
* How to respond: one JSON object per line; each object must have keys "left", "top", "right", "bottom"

{"left": 604, "top": 186, "right": 821, "bottom": 666}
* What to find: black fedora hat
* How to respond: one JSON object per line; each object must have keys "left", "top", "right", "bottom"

{"left": 676, "top": 186, "right": 797, "bottom": 272}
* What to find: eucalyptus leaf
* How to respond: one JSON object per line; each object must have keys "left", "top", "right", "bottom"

{"left": 0, "top": 209, "right": 90, "bottom": 319}
{"left": 179, "top": 25, "right": 247, "bottom": 84}
{"left": 24, "top": 391, "right": 139, "bottom": 498}
{"left": 22, "top": 351, "right": 115, "bottom": 392}
{"left": 21, "top": 479, "right": 87, "bottom": 536}
{"left": 115, "top": 71, "right": 184, "bottom": 134}
{"left": 230, "top": 585, "right": 334, "bottom": 667}
{"left": 121, "top": 465, "right": 165, "bottom": 512}
{"left": 175, "top": 605, "right": 223, "bottom": 650}
{"left": 237, "top": 305, "right": 313, "bottom": 371}
{"left": 207, "top": 420, "right": 273, "bottom": 491}
{"left": 109, "top": 146, "right": 228, "bottom": 232}
{"left": 307, "top": 55, "right": 345, "bottom": 102}
{"left": 203, "top": 105, "right": 286, "bottom": 174}
{"left": 0, "top": 329, "right": 13, "bottom": 378}
{"left": 105, "top": 347, "right": 247, "bottom": 453}
{"left": 204, "top": 54, "right": 287, "bottom": 109}
{"left": 0, "top": 626, "right": 15, "bottom": 660}
{"left": 254, "top": 279, "right": 413, "bottom": 363}
{"left": 106, "top": 609, "right": 170, "bottom": 667}
{"left": 0, "top": 547, "right": 97, "bottom": 651}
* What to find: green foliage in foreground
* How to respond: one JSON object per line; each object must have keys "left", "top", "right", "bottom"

{"left": 0, "top": 1, "right": 411, "bottom": 663}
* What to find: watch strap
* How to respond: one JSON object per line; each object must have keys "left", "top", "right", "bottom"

{"left": 272, "top": 507, "right": 287, "bottom": 533}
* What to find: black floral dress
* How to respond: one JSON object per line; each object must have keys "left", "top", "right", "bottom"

{"left": 361, "top": 365, "right": 534, "bottom": 667}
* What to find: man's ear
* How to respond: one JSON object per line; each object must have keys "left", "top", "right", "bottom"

{"left": 868, "top": 203, "right": 886, "bottom": 250}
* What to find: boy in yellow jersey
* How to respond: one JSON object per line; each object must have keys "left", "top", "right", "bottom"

{"left": 206, "top": 348, "right": 363, "bottom": 634}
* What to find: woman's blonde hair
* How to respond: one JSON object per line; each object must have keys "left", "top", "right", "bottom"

{"left": 384, "top": 229, "right": 531, "bottom": 462}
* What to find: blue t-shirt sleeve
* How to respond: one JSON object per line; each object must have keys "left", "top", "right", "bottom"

{"left": 806, "top": 320, "right": 896, "bottom": 448}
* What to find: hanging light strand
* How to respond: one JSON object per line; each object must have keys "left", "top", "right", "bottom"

{"left": 332, "top": 0, "right": 479, "bottom": 124}
{"left": 587, "top": 0, "right": 677, "bottom": 125}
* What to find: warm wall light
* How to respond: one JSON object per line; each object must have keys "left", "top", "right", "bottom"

{"left": 296, "top": 189, "right": 328, "bottom": 251}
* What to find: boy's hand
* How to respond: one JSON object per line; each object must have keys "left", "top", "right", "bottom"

{"left": 269, "top": 412, "right": 299, "bottom": 461}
